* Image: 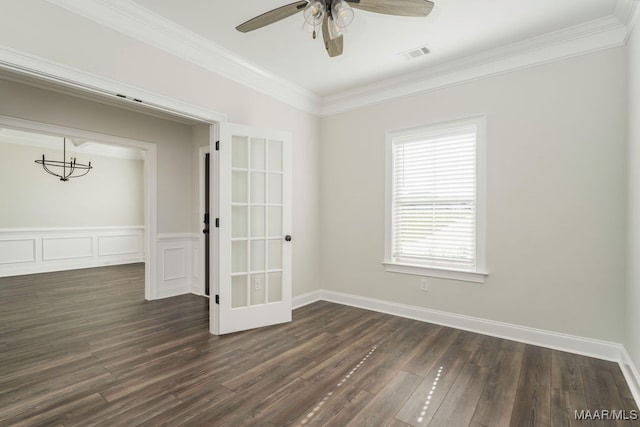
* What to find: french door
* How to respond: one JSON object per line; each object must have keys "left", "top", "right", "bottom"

{"left": 211, "top": 123, "right": 292, "bottom": 335}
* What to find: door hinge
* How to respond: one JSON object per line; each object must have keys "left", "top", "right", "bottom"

{"left": 215, "top": 140, "right": 220, "bottom": 151}
{"left": 204, "top": 213, "right": 209, "bottom": 224}
{"left": 215, "top": 218, "right": 219, "bottom": 228}
{"left": 215, "top": 294, "right": 219, "bottom": 304}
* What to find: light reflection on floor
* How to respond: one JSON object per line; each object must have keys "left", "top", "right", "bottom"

{"left": 417, "top": 366, "right": 443, "bottom": 424}
{"left": 299, "top": 346, "right": 378, "bottom": 426}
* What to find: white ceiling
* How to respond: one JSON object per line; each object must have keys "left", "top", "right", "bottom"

{"left": 129, "top": 0, "right": 619, "bottom": 97}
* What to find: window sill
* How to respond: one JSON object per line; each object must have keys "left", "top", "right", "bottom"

{"left": 382, "top": 262, "right": 488, "bottom": 283}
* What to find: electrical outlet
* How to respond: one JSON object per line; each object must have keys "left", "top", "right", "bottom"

{"left": 253, "top": 278, "right": 262, "bottom": 291}
{"left": 420, "top": 279, "right": 429, "bottom": 291}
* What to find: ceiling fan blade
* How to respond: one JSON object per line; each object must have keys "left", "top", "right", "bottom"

{"left": 236, "top": 1, "right": 307, "bottom": 33}
{"left": 322, "top": 15, "right": 344, "bottom": 58}
{"left": 345, "top": 0, "right": 434, "bottom": 17}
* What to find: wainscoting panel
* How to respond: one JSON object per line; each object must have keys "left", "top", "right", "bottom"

{"left": 98, "top": 234, "right": 141, "bottom": 256}
{"left": 42, "top": 236, "right": 93, "bottom": 261}
{"left": 156, "top": 233, "right": 201, "bottom": 299}
{"left": 162, "top": 247, "right": 186, "bottom": 281}
{"left": 0, "top": 238, "right": 36, "bottom": 265}
{"left": 0, "top": 227, "right": 144, "bottom": 277}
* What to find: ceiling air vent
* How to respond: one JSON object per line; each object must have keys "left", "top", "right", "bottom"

{"left": 401, "top": 45, "right": 431, "bottom": 61}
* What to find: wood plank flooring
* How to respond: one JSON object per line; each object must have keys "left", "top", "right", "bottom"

{"left": 0, "top": 263, "right": 638, "bottom": 426}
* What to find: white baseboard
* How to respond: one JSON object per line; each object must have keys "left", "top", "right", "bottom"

{"left": 292, "top": 290, "right": 322, "bottom": 309}
{"left": 620, "top": 347, "right": 640, "bottom": 406}
{"left": 156, "top": 283, "right": 192, "bottom": 299}
{"left": 319, "top": 289, "right": 623, "bottom": 362}
{"left": 294, "top": 288, "right": 640, "bottom": 406}
{"left": 242, "top": 287, "right": 640, "bottom": 406}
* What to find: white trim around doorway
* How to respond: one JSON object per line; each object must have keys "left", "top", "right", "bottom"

{"left": 0, "top": 115, "right": 159, "bottom": 299}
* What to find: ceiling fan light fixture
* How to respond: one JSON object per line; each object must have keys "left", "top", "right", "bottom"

{"left": 327, "top": 16, "right": 343, "bottom": 40}
{"left": 331, "top": 0, "right": 354, "bottom": 28}
{"left": 236, "top": 0, "right": 435, "bottom": 58}
{"left": 303, "top": 0, "right": 326, "bottom": 25}
{"left": 301, "top": 20, "right": 315, "bottom": 33}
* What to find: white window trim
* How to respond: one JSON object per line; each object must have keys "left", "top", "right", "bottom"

{"left": 383, "top": 114, "right": 488, "bottom": 283}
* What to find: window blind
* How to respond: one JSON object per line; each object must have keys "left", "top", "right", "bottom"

{"left": 391, "top": 124, "right": 477, "bottom": 271}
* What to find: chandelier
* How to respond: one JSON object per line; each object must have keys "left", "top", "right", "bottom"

{"left": 34, "top": 137, "right": 92, "bottom": 181}
{"left": 302, "top": 0, "right": 354, "bottom": 40}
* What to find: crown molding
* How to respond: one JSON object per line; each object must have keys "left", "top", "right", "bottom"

{"left": 45, "top": 0, "right": 321, "bottom": 115}
{"left": 320, "top": 15, "right": 628, "bottom": 116}
{"left": 5, "top": 1, "right": 636, "bottom": 119}
{"left": 615, "top": 0, "right": 640, "bottom": 36}
{"left": 0, "top": 45, "right": 226, "bottom": 124}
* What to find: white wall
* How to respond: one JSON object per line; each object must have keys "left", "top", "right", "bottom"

{"left": 320, "top": 47, "right": 627, "bottom": 342}
{"left": 627, "top": 19, "right": 640, "bottom": 376}
{"left": 0, "top": 140, "right": 143, "bottom": 228}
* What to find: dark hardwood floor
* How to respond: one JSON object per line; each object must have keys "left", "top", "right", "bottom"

{"left": 0, "top": 264, "right": 638, "bottom": 426}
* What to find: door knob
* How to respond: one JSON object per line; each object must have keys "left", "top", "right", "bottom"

{"left": 285, "top": 235, "right": 292, "bottom": 242}
{"left": 203, "top": 229, "right": 209, "bottom": 234}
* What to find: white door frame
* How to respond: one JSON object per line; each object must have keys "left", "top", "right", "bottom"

{"left": 0, "top": 115, "right": 159, "bottom": 299}
{"left": 209, "top": 124, "right": 221, "bottom": 333}
{"left": 212, "top": 123, "right": 292, "bottom": 335}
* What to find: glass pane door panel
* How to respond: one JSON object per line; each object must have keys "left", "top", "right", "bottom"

{"left": 220, "top": 123, "right": 292, "bottom": 335}
{"left": 268, "top": 173, "right": 282, "bottom": 204}
{"left": 251, "top": 172, "right": 266, "bottom": 204}
{"left": 250, "top": 273, "right": 266, "bottom": 306}
{"left": 251, "top": 138, "right": 266, "bottom": 170}
{"left": 250, "top": 207, "right": 265, "bottom": 237}
{"left": 232, "top": 171, "right": 248, "bottom": 203}
{"left": 268, "top": 207, "right": 282, "bottom": 237}
{"left": 232, "top": 275, "right": 248, "bottom": 308}
{"left": 251, "top": 240, "right": 266, "bottom": 271}
{"left": 268, "top": 239, "right": 282, "bottom": 270}
{"left": 231, "top": 241, "right": 247, "bottom": 273}
{"left": 232, "top": 206, "right": 247, "bottom": 238}
{"left": 232, "top": 136, "right": 249, "bottom": 169}
{"left": 269, "top": 140, "right": 283, "bottom": 172}
{"left": 268, "top": 272, "right": 283, "bottom": 303}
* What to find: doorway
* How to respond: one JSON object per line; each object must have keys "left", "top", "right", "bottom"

{"left": 199, "top": 143, "right": 215, "bottom": 299}
{"left": 204, "top": 152, "right": 211, "bottom": 296}
{"left": 0, "top": 115, "right": 158, "bottom": 298}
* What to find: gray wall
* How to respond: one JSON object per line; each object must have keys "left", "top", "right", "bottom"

{"left": 320, "top": 47, "right": 627, "bottom": 342}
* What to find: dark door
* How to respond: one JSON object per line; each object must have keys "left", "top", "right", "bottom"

{"left": 204, "top": 152, "right": 210, "bottom": 296}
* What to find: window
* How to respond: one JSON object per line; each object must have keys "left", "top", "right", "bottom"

{"left": 384, "top": 116, "right": 487, "bottom": 283}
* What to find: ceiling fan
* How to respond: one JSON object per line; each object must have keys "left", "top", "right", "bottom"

{"left": 236, "top": 0, "right": 434, "bottom": 58}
